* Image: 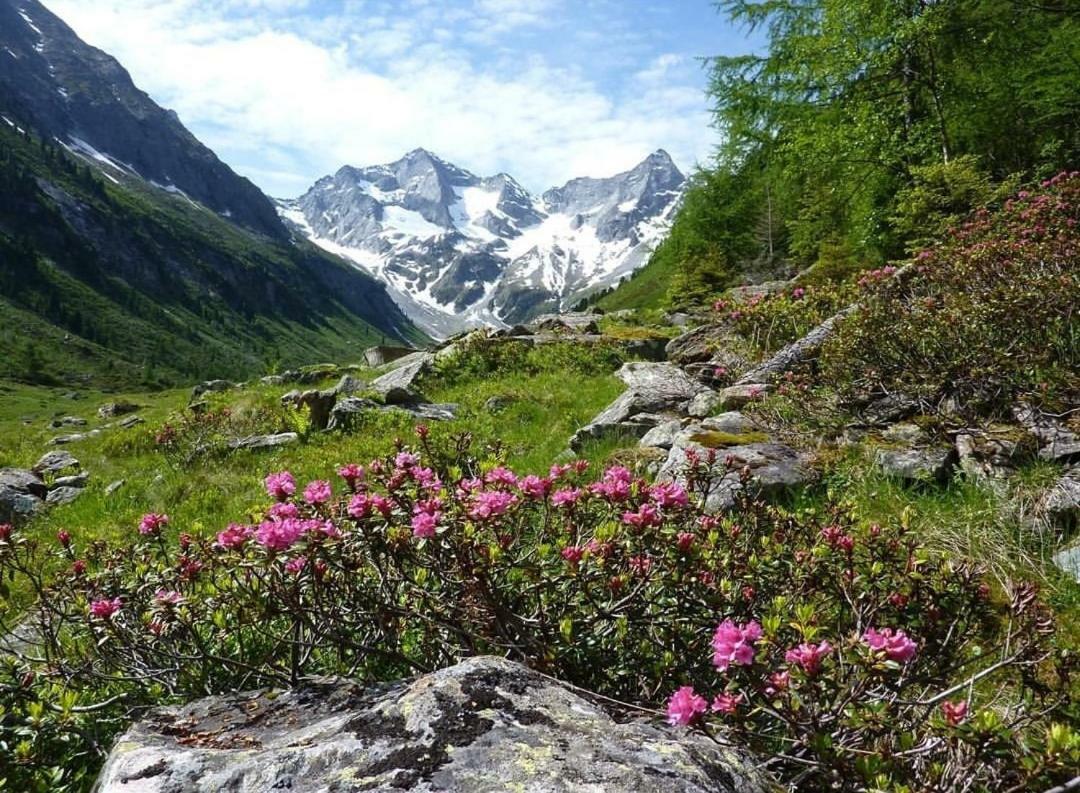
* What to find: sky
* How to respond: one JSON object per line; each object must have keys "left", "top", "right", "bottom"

{"left": 41, "top": 0, "right": 762, "bottom": 197}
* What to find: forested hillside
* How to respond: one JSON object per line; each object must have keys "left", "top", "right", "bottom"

{"left": 599, "top": 0, "right": 1080, "bottom": 309}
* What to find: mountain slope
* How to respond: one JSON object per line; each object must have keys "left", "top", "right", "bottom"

{"left": 282, "top": 149, "right": 685, "bottom": 337}
{"left": 0, "top": 0, "right": 286, "bottom": 239}
{"left": 0, "top": 121, "right": 424, "bottom": 387}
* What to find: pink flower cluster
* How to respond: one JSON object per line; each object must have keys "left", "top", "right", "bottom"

{"left": 303, "top": 480, "right": 332, "bottom": 505}
{"left": 863, "top": 627, "right": 918, "bottom": 663}
{"left": 712, "top": 619, "right": 761, "bottom": 671}
{"left": 589, "top": 466, "right": 633, "bottom": 502}
{"left": 666, "top": 685, "right": 708, "bottom": 726}
{"left": 470, "top": 490, "right": 518, "bottom": 521}
{"left": 785, "top": 640, "right": 832, "bottom": 675}
{"left": 265, "top": 471, "right": 296, "bottom": 501}
{"left": 255, "top": 517, "right": 336, "bottom": 552}
{"left": 89, "top": 597, "right": 122, "bottom": 619}
{"left": 138, "top": 513, "right": 169, "bottom": 536}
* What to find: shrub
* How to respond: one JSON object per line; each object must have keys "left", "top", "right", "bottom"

{"left": 716, "top": 281, "right": 858, "bottom": 356}
{"left": 431, "top": 338, "right": 627, "bottom": 386}
{"left": 822, "top": 172, "right": 1080, "bottom": 418}
{"left": 0, "top": 435, "right": 1075, "bottom": 790}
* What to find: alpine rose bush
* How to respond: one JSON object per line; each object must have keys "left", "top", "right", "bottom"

{"left": 0, "top": 433, "right": 1076, "bottom": 791}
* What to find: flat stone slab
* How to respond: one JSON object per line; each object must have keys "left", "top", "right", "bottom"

{"left": 33, "top": 450, "right": 80, "bottom": 475}
{"left": 371, "top": 353, "right": 434, "bottom": 403}
{"left": 46, "top": 486, "right": 84, "bottom": 506}
{"left": 1042, "top": 465, "right": 1080, "bottom": 530}
{"left": 94, "top": 657, "right": 768, "bottom": 793}
{"left": 875, "top": 447, "right": 955, "bottom": 483}
{"left": 229, "top": 433, "right": 300, "bottom": 451}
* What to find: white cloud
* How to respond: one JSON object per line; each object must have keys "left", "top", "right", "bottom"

{"left": 42, "top": 0, "right": 715, "bottom": 196}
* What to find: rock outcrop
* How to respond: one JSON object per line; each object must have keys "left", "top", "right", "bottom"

{"left": 94, "top": 657, "right": 768, "bottom": 793}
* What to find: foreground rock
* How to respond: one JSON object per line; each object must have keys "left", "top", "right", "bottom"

{"left": 371, "top": 352, "right": 434, "bottom": 404}
{"left": 95, "top": 657, "right": 768, "bottom": 793}
{"left": 228, "top": 433, "right": 300, "bottom": 451}
{"left": 0, "top": 468, "right": 47, "bottom": 524}
{"left": 875, "top": 446, "right": 955, "bottom": 484}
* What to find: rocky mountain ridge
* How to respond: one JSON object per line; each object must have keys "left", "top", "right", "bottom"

{"left": 280, "top": 148, "right": 686, "bottom": 337}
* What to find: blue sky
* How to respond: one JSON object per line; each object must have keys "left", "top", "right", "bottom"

{"left": 43, "top": 0, "right": 761, "bottom": 196}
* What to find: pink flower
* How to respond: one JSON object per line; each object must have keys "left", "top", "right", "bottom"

{"left": 711, "top": 692, "right": 742, "bottom": 714}
{"left": 370, "top": 494, "right": 394, "bottom": 518}
{"left": 591, "top": 466, "right": 633, "bottom": 502}
{"left": 629, "top": 555, "right": 652, "bottom": 576}
{"left": 469, "top": 490, "right": 518, "bottom": 521}
{"left": 549, "top": 463, "right": 572, "bottom": 480}
{"left": 57, "top": 529, "right": 72, "bottom": 546}
{"left": 338, "top": 464, "right": 365, "bottom": 489}
{"left": 552, "top": 487, "right": 582, "bottom": 508}
{"left": 561, "top": 545, "right": 584, "bottom": 565}
{"left": 154, "top": 590, "right": 183, "bottom": 606}
{"left": 766, "top": 670, "right": 790, "bottom": 695}
{"left": 216, "top": 523, "right": 252, "bottom": 549}
{"left": 89, "top": 597, "right": 122, "bottom": 619}
{"left": 395, "top": 451, "right": 420, "bottom": 469}
{"left": 303, "top": 480, "right": 332, "bottom": 505}
{"left": 284, "top": 556, "right": 307, "bottom": 575}
{"left": 863, "top": 627, "right": 918, "bottom": 663}
{"left": 649, "top": 482, "right": 688, "bottom": 509}
{"left": 622, "top": 503, "right": 661, "bottom": 528}
{"left": 265, "top": 471, "right": 296, "bottom": 502}
{"left": 348, "top": 493, "right": 374, "bottom": 519}
{"left": 411, "top": 466, "right": 441, "bottom": 491}
{"left": 676, "top": 532, "right": 696, "bottom": 552}
{"left": 268, "top": 502, "right": 299, "bottom": 521}
{"left": 791, "top": 287, "right": 806, "bottom": 300}
{"left": 412, "top": 511, "right": 439, "bottom": 539}
{"left": 712, "top": 619, "right": 762, "bottom": 671}
{"left": 518, "top": 475, "right": 551, "bottom": 500}
{"left": 941, "top": 700, "right": 968, "bottom": 726}
{"left": 785, "top": 641, "right": 832, "bottom": 675}
{"left": 666, "top": 686, "right": 708, "bottom": 727}
{"left": 485, "top": 466, "right": 519, "bottom": 488}
{"left": 255, "top": 518, "right": 307, "bottom": 551}
{"left": 139, "top": 513, "right": 169, "bottom": 536}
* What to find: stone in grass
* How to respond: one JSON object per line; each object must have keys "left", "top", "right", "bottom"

{"left": 98, "top": 401, "right": 141, "bottom": 419}
{"left": 228, "top": 433, "right": 300, "bottom": 451}
{"left": 93, "top": 656, "right": 769, "bottom": 793}
{"left": 1041, "top": 465, "right": 1080, "bottom": 531}
{"left": 46, "top": 486, "right": 84, "bottom": 506}
{"left": 33, "top": 450, "right": 80, "bottom": 475}
{"left": 716, "top": 384, "right": 771, "bottom": 411}
{"left": 875, "top": 447, "right": 955, "bottom": 483}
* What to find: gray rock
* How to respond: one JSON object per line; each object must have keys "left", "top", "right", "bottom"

{"left": 53, "top": 472, "right": 90, "bottom": 489}
{"left": 955, "top": 431, "right": 1020, "bottom": 483}
{"left": 283, "top": 389, "right": 339, "bottom": 431}
{"left": 0, "top": 468, "right": 47, "bottom": 497}
{"left": 1039, "top": 433, "right": 1080, "bottom": 463}
{"left": 530, "top": 312, "right": 601, "bottom": 334}
{"left": 659, "top": 439, "right": 812, "bottom": 512}
{"left": 1011, "top": 404, "right": 1080, "bottom": 463}
{"left": 1054, "top": 540, "right": 1080, "bottom": 582}
{"left": 371, "top": 353, "right": 434, "bottom": 404}
{"left": 105, "top": 480, "right": 126, "bottom": 496}
{"left": 98, "top": 401, "right": 140, "bottom": 419}
{"left": 875, "top": 447, "right": 955, "bottom": 483}
{"left": 49, "top": 416, "right": 86, "bottom": 428}
{"left": 46, "top": 486, "right": 84, "bottom": 506}
{"left": 687, "top": 390, "right": 722, "bottom": 418}
{"left": 397, "top": 403, "right": 460, "bottom": 422}
{"left": 483, "top": 395, "right": 516, "bottom": 413}
{"left": 94, "top": 657, "right": 767, "bottom": 793}
{"left": 228, "top": 433, "right": 300, "bottom": 451}
{"left": 334, "top": 374, "right": 366, "bottom": 396}
{"left": 48, "top": 433, "right": 88, "bottom": 446}
{"left": 260, "top": 374, "right": 288, "bottom": 386}
{"left": 119, "top": 415, "right": 145, "bottom": 429}
{"left": 327, "top": 397, "right": 381, "bottom": 431}
{"left": 716, "top": 384, "right": 771, "bottom": 411}
{"left": 735, "top": 304, "right": 860, "bottom": 386}
{"left": 0, "top": 468, "right": 47, "bottom": 524}
{"left": 33, "top": 450, "right": 80, "bottom": 475}
{"left": 666, "top": 311, "right": 691, "bottom": 327}
{"left": 1041, "top": 466, "right": 1080, "bottom": 530}
{"left": 639, "top": 419, "right": 685, "bottom": 450}
{"left": 191, "top": 380, "right": 233, "bottom": 400}
{"left": 861, "top": 393, "right": 920, "bottom": 425}
{"left": 882, "top": 423, "right": 927, "bottom": 445}
{"left": 700, "top": 412, "right": 760, "bottom": 435}
{"left": 665, "top": 323, "right": 734, "bottom": 365}
{"left": 727, "top": 281, "right": 789, "bottom": 304}
{"left": 364, "top": 345, "right": 418, "bottom": 368}
{"left": 296, "top": 365, "right": 341, "bottom": 385}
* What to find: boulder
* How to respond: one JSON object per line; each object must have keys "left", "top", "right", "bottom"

{"left": 397, "top": 403, "right": 459, "bottom": 422}
{"left": 105, "top": 480, "right": 126, "bottom": 497}
{"left": 371, "top": 353, "right": 434, "bottom": 404}
{"left": 735, "top": 304, "right": 859, "bottom": 386}
{"left": 665, "top": 323, "right": 734, "bottom": 365}
{"left": 875, "top": 447, "right": 955, "bottom": 483}
{"left": 46, "top": 486, "right": 84, "bottom": 506}
{"left": 530, "top": 313, "right": 601, "bottom": 334}
{"left": 1040, "top": 465, "right": 1080, "bottom": 531}
{"left": 49, "top": 416, "right": 86, "bottom": 428}
{"left": 1054, "top": 543, "right": 1080, "bottom": 583}
{"left": 228, "top": 433, "right": 300, "bottom": 451}
{"left": 0, "top": 468, "right": 47, "bottom": 524}
{"left": 260, "top": 374, "right": 288, "bottom": 386}
{"left": 955, "top": 430, "right": 1020, "bottom": 483}
{"left": 860, "top": 393, "right": 920, "bottom": 425}
{"left": 191, "top": 380, "right": 233, "bottom": 400}
{"left": 700, "top": 412, "right": 760, "bottom": 435}
{"left": 882, "top": 423, "right": 928, "bottom": 445}
{"left": 53, "top": 472, "right": 90, "bottom": 489}
{"left": 364, "top": 345, "right": 418, "bottom": 368}
{"left": 639, "top": 419, "right": 685, "bottom": 450}
{"left": 119, "top": 415, "right": 145, "bottom": 429}
{"left": 334, "top": 374, "right": 366, "bottom": 396}
{"left": 283, "top": 389, "right": 339, "bottom": 431}
{"left": 94, "top": 657, "right": 768, "bottom": 793}
{"left": 296, "top": 365, "right": 341, "bottom": 385}
{"left": 98, "top": 401, "right": 140, "bottom": 419}
{"left": 33, "top": 450, "right": 80, "bottom": 475}
{"left": 1013, "top": 404, "right": 1080, "bottom": 463}
{"left": 327, "top": 397, "right": 381, "bottom": 431}
{"left": 687, "top": 390, "right": 722, "bottom": 418}
{"left": 716, "top": 384, "right": 771, "bottom": 411}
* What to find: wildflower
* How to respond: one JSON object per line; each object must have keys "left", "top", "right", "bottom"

{"left": 518, "top": 474, "right": 551, "bottom": 500}
{"left": 139, "top": 513, "right": 169, "bottom": 536}
{"left": 711, "top": 692, "right": 742, "bottom": 715}
{"left": 0, "top": 523, "right": 10, "bottom": 541}
{"left": 411, "top": 466, "right": 441, "bottom": 491}
{"left": 676, "top": 532, "right": 696, "bottom": 552}
{"left": 284, "top": 557, "right": 307, "bottom": 575}
{"left": 265, "top": 471, "right": 296, "bottom": 502}
{"left": 714, "top": 366, "right": 728, "bottom": 379}
{"left": 889, "top": 592, "right": 910, "bottom": 609}
{"left": 154, "top": 590, "right": 183, "bottom": 606}
{"left": 863, "top": 627, "right": 918, "bottom": 663}
{"left": 411, "top": 511, "right": 439, "bottom": 539}
{"left": 549, "top": 463, "right": 572, "bottom": 480}
{"left": 348, "top": 493, "right": 374, "bottom": 519}
{"left": 785, "top": 641, "right": 832, "bottom": 676}
{"left": 267, "top": 502, "right": 298, "bottom": 522}
{"left": 629, "top": 555, "right": 652, "bottom": 576}
{"left": 650, "top": 481, "right": 688, "bottom": 509}
{"left": 394, "top": 451, "right": 420, "bottom": 469}
{"left": 791, "top": 287, "right": 806, "bottom": 300}
{"left": 666, "top": 686, "right": 707, "bottom": 727}
{"left": 303, "top": 480, "right": 332, "bottom": 505}
{"left": 57, "top": 529, "right": 72, "bottom": 547}
{"left": 338, "top": 464, "right": 365, "bottom": 490}
{"left": 942, "top": 700, "right": 968, "bottom": 726}
{"left": 766, "top": 670, "right": 790, "bottom": 696}
{"left": 561, "top": 545, "right": 584, "bottom": 565}
{"left": 591, "top": 466, "right": 633, "bottom": 502}
{"left": 712, "top": 619, "right": 762, "bottom": 671}
{"left": 370, "top": 494, "right": 394, "bottom": 518}
{"left": 415, "top": 423, "right": 430, "bottom": 439}
{"left": 179, "top": 533, "right": 193, "bottom": 550}
{"left": 255, "top": 518, "right": 307, "bottom": 552}
{"left": 470, "top": 490, "right": 518, "bottom": 521}
{"left": 89, "top": 597, "right": 122, "bottom": 620}
{"left": 216, "top": 523, "right": 251, "bottom": 549}
{"left": 622, "top": 503, "right": 661, "bottom": 528}
{"left": 586, "top": 539, "right": 614, "bottom": 558}
{"left": 552, "top": 487, "right": 582, "bottom": 508}
{"left": 72, "top": 559, "right": 87, "bottom": 576}
{"left": 485, "top": 466, "right": 519, "bottom": 488}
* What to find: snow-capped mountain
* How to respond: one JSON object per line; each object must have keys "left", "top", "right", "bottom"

{"left": 280, "top": 149, "right": 685, "bottom": 337}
